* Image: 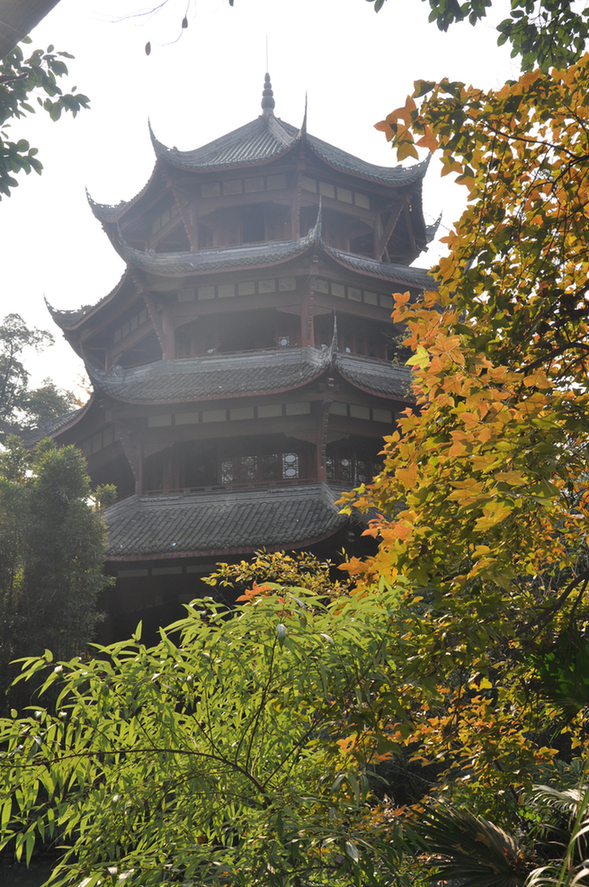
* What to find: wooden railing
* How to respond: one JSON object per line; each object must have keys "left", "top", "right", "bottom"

{"left": 144, "top": 477, "right": 320, "bottom": 497}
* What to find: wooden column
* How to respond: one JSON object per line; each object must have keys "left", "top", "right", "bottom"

{"left": 292, "top": 165, "right": 304, "bottom": 240}
{"left": 162, "top": 304, "right": 175, "bottom": 359}
{"left": 114, "top": 424, "right": 141, "bottom": 492}
{"left": 162, "top": 450, "right": 173, "bottom": 493}
{"left": 302, "top": 255, "right": 318, "bottom": 347}
{"left": 143, "top": 292, "right": 175, "bottom": 359}
{"left": 135, "top": 441, "right": 144, "bottom": 496}
{"left": 316, "top": 381, "right": 335, "bottom": 482}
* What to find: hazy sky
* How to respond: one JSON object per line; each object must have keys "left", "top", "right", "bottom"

{"left": 0, "top": 0, "right": 516, "bottom": 395}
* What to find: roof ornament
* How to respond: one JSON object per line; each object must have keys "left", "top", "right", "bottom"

{"left": 261, "top": 72, "right": 275, "bottom": 118}
{"left": 294, "top": 92, "right": 308, "bottom": 145}
{"left": 330, "top": 312, "right": 339, "bottom": 358}
{"left": 425, "top": 211, "right": 442, "bottom": 243}
{"left": 311, "top": 198, "right": 322, "bottom": 241}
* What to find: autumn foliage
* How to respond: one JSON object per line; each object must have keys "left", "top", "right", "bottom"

{"left": 335, "top": 53, "right": 589, "bottom": 812}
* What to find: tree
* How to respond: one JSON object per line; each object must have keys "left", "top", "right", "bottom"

{"left": 22, "top": 379, "right": 78, "bottom": 426}
{"left": 325, "top": 51, "right": 589, "bottom": 819}
{"left": 0, "top": 585, "right": 409, "bottom": 887}
{"left": 0, "top": 438, "right": 110, "bottom": 714}
{"left": 0, "top": 314, "right": 78, "bottom": 438}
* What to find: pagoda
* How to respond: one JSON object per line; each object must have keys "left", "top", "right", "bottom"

{"left": 43, "top": 75, "right": 434, "bottom": 640}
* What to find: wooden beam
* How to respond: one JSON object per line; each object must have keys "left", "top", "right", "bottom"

{"left": 168, "top": 175, "right": 198, "bottom": 251}
{"left": 403, "top": 201, "right": 417, "bottom": 258}
{"left": 375, "top": 201, "right": 404, "bottom": 261}
{"left": 142, "top": 292, "right": 170, "bottom": 359}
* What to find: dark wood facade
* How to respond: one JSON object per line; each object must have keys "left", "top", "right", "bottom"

{"left": 43, "top": 76, "right": 434, "bottom": 639}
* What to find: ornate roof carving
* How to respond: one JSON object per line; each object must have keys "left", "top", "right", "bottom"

{"left": 45, "top": 270, "right": 130, "bottom": 332}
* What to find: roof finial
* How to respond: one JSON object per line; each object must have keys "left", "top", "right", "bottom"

{"left": 261, "top": 72, "right": 275, "bottom": 118}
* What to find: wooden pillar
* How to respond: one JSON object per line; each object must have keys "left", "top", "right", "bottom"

{"left": 162, "top": 450, "right": 173, "bottom": 494}
{"left": 302, "top": 256, "right": 318, "bottom": 347}
{"left": 316, "top": 384, "right": 334, "bottom": 482}
{"left": 135, "top": 442, "right": 144, "bottom": 496}
{"left": 162, "top": 304, "right": 175, "bottom": 359}
{"left": 292, "top": 164, "right": 304, "bottom": 240}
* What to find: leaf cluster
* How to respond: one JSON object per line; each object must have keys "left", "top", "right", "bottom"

{"left": 364, "top": 0, "right": 589, "bottom": 71}
{"left": 0, "top": 40, "right": 89, "bottom": 198}
{"left": 0, "top": 314, "right": 78, "bottom": 439}
{"left": 0, "top": 587, "right": 409, "bottom": 887}
{"left": 0, "top": 439, "right": 110, "bottom": 716}
{"left": 376, "top": 58, "right": 589, "bottom": 391}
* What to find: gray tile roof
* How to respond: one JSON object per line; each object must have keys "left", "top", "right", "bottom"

{"left": 324, "top": 244, "right": 434, "bottom": 288}
{"left": 104, "top": 483, "right": 354, "bottom": 558}
{"left": 334, "top": 354, "right": 412, "bottom": 399}
{"left": 151, "top": 116, "right": 296, "bottom": 171}
{"left": 45, "top": 272, "right": 129, "bottom": 331}
{"left": 304, "top": 129, "right": 430, "bottom": 187}
{"left": 19, "top": 401, "right": 92, "bottom": 447}
{"left": 112, "top": 214, "right": 321, "bottom": 275}
{"left": 86, "top": 347, "right": 332, "bottom": 403}
{"left": 148, "top": 114, "right": 428, "bottom": 187}
{"left": 112, "top": 216, "right": 433, "bottom": 289}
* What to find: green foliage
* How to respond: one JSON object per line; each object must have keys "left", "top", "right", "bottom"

{"left": 204, "top": 549, "right": 354, "bottom": 599}
{"left": 0, "top": 587, "right": 408, "bottom": 887}
{"left": 412, "top": 804, "right": 533, "bottom": 886}
{"left": 0, "top": 439, "right": 109, "bottom": 715}
{"left": 364, "top": 0, "right": 589, "bottom": 70}
{"left": 525, "top": 782, "right": 589, "bottom": 887}
{"left": 92, "top": 483, "right": 118, "bottom": 512}
{"left": 22, "top": 380, "right": 79, "bottom": 427}
{"left": 0, "top": 314, "right": 78, "bottom": 439}
{"left": 0, "top": 39, "right": 89, "bottom": 198}
{"left": 408, "top": 780, "right": 589, "bottom": 887}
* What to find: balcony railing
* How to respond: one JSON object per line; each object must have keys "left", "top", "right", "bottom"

{"left": 144, "top": 476, "right": 319, "bottom": 497}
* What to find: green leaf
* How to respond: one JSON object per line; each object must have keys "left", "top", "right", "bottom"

{"left": 345, "top": 840, "right": 359, "bottom": 861}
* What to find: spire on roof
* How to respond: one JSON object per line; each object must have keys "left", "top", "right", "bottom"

{"left": 261, "top": 72, "right": 275, "bottom": 118}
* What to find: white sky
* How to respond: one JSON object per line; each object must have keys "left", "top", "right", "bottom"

{"left": 0, "top": 0, "right": 516, "bottom": 396}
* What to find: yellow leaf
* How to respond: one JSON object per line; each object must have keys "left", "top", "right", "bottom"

{"left": 406, "top": 345, "right": 429, "bottom": 369}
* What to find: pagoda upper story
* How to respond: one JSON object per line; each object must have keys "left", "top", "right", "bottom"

{"left": 48, "top": 74, "right": 433, "bottom": 375}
